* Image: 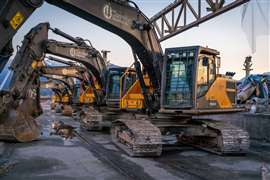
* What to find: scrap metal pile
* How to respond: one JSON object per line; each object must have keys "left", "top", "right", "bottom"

{"left": 237, "top": 73, "right": 270, "bottom": 113}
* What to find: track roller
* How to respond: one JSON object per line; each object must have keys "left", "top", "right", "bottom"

{"left": 111, "top": 119, "right": 162, "bottom": 157}
{"left": 176, "top": 120, "right": 250, "bottom": 155}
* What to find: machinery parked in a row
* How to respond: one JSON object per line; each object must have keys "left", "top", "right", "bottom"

{"left": 0, "top": 0, "right": 251, "bottom": 156}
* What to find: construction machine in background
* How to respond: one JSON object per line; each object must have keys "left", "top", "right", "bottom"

{"left": 0, "top": 22, "right": 107, "bottom": 141}
{"left": 80, "top": 65, "right": 137, "bottom": 130}
{"left": 44, "top": 56, "right": 97, "bottom": 108}
{"left": 40, "top": 66, "right": 83, "bottom": 116}
{"left": 0, "top": 0, "right": 250, "bottom": 155}
{"left": 40, "top": 79, "right": 70, "bottom": 110}
{"left": 41, "top": 74, "right": 75, "bottom": 106}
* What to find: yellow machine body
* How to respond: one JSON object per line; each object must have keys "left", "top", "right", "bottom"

{"left": 80, "top": 87, "right": 95, "bottom": 104}
{"left": 61, "top": 94, "right": 70, "bottom": 104}
{"left": 120, "top": 46, "right": 238, "bottom": 114}
{"left": 120, "top": 79, "right": 144, "bottom": 110}
{"left": 120, "top": 67, "right": 152, "bottom": 110}
{"left": 197, "top": 76, "right": 237, "bottom": 109}
{"left": 51, "top": 95, "right": 60, "bottom": 103}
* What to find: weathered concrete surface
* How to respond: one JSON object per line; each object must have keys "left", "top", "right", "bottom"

{"left": 1, "top": 101, "right": 270, "bottom": 180}
{"left": 199, "top": 112, "right": 270, "bottom": 141}
{"left": 0, "top": 103, "right": 124, "bottom": 180}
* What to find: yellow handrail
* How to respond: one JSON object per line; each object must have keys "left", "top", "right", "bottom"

{"left": 120, "top": 62, "right": 135, "bottom": 98}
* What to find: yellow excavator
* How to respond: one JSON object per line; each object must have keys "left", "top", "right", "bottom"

{"left": 40, "top": 76, "right": 75, "bottom": 115}
{"left": 40, "top": 79, "right": 65, "bottom": 109}
{"left": 0, "top": 21, "right": 106, "bottom": 141}
{"left": 0, "top": 0, "right": 250, "bottom": 155}
{"left": 43, "top": 56, "right": 98, "bottom": 107}
{"left": 120, "top": 46, "right": 237, "bottom": 112}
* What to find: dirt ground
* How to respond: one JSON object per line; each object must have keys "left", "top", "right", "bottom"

{"left": 0, "top": 101, "right": 270, "bottom": 180}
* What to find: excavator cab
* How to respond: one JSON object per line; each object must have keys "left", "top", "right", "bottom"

{"left": 105, "top": 67, "right": 127, "bottom": 108}
{"left": 71, "top": 83, "right": 81, "bottom": 105}
{"left": 106, "top": 65, "right": 138, "bottom": 109}
{"left": 119, "top": 65, "right": 145, "bottom": 110}
{"left": 79, "top": 86, "right": 95, "bottom": 105}
{"left": 161, "top": 46, "right": 237, "bottom": 113}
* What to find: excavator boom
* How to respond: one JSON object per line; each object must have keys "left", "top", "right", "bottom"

{"left": 0, "top": 0, "right": 163, "bottom": 110}
{"left": 41, "top": 66, "right": 87, "bottom": 81}
{"left": 0, "top": 23, "right": 48, "bottom": 142}
{"left": 0, "top": 0, "right": 252, "bottom": 155}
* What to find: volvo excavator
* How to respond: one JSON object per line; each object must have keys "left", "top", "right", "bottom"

{"left": 41, "top": 74, "right": 83, "bottom": 113}
{"left": 41, "top": 65, "right": 88, "bottom": 115}
{"left": 0, "top": 0, "right": 250, "bottom": 155}
{"left": 40, "top": 78, "right": 71, "bottom": 109}
{"left": 0, "top": 21, "right": 107, "bottom": 141}
{"left": 44, "top": 56, "right": 97, "bottom": 108}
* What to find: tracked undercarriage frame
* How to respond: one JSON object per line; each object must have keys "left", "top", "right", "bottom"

{"left": 80, "top": 107, "right": 105, "bottom": 131}
{"left": 78, "top": 105, "right": 250, "bottom": 156}
{"left": 162, "top": 118, "right": 250, "bottom": 155}
{"left": 110, "top": 113, "right": 250, "bottom": 157}
{"left": 80, "top": 107, "right": 122, "bottom": 131}
{"left": 111, "top": 119, "right": 162, "bottom": 157}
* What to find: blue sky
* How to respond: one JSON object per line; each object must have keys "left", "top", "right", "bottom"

{"left": 10, "top": 0, "right": 270, "bottom": 79}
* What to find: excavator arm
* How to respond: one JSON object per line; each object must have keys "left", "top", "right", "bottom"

{"left": 45, "top": 0, "right": 162, "bottom": 90}
{"left": 42, "top": 74, "right": 74, "bottom": 94}
{"left": 40, "top": 80, "right": 61, "bottom": 89}
{"left": 41, "top": 66, "right": 87, "bottom": 81}
{"left": 0, "top": 0, "right": 43, "bottom": 71}
{"left": 0, "top": 23, "right": 48, "bottom": 142}
{"left": 41, "top": 65, "right": 104, "bottom": 104}
{"left": 0, "top": 0, "right": 163, "bottom": 111}
{"left": 0, "top": 21, "right": 106, "bottom": 141}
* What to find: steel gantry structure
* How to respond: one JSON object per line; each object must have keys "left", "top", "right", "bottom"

{"left": 150, "top": 0, "right": 250, "bottom": 42}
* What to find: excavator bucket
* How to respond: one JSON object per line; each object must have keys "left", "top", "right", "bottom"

{"left": 62, "top": 105, "right": 73, "bottom": 116}
{"left": 0, "top": 99, "right": 41, "bottom": 142}
{"left": 51, "top": 103, "right": 56, "bottom": 110}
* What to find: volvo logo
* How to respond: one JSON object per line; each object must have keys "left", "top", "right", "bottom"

{"left": 62, "top": 69, "right": 68, "bottom": 75}
{"left": 103, "top": 4, "right": 112, "bottom": 19}
{"left": 70, "top": 48, "right": 76, "bottom": 57}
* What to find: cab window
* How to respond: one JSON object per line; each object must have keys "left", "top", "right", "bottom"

{"left": 197, "top": 56, "right": 216, "bottom": 97}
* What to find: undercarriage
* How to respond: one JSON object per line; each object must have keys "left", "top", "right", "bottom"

{"left": 110, "top": 113, "right": 250, "bottom": 157}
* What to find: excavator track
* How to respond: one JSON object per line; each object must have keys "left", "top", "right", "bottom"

{"left": 111, "top": 119, "right": 162, "bottom": 157}
{"left": 81, "top": 113, "right": 103, "bottom": 131}
{"left": 177, "top": 120, "right": 250, "bottom": 155}
{"left": 80, "top": 107, "right": 104, "bottom": 131}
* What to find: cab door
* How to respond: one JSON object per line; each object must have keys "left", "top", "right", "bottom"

{"left": 196, "top": 55, "right": 216, "bottom": 108}
{"left": 163, "top": 49, "right": 196, "bottom": 108}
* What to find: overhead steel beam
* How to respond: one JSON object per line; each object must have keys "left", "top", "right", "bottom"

{"left": 150, "top": 0, "right": 250, "bottom": 42}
